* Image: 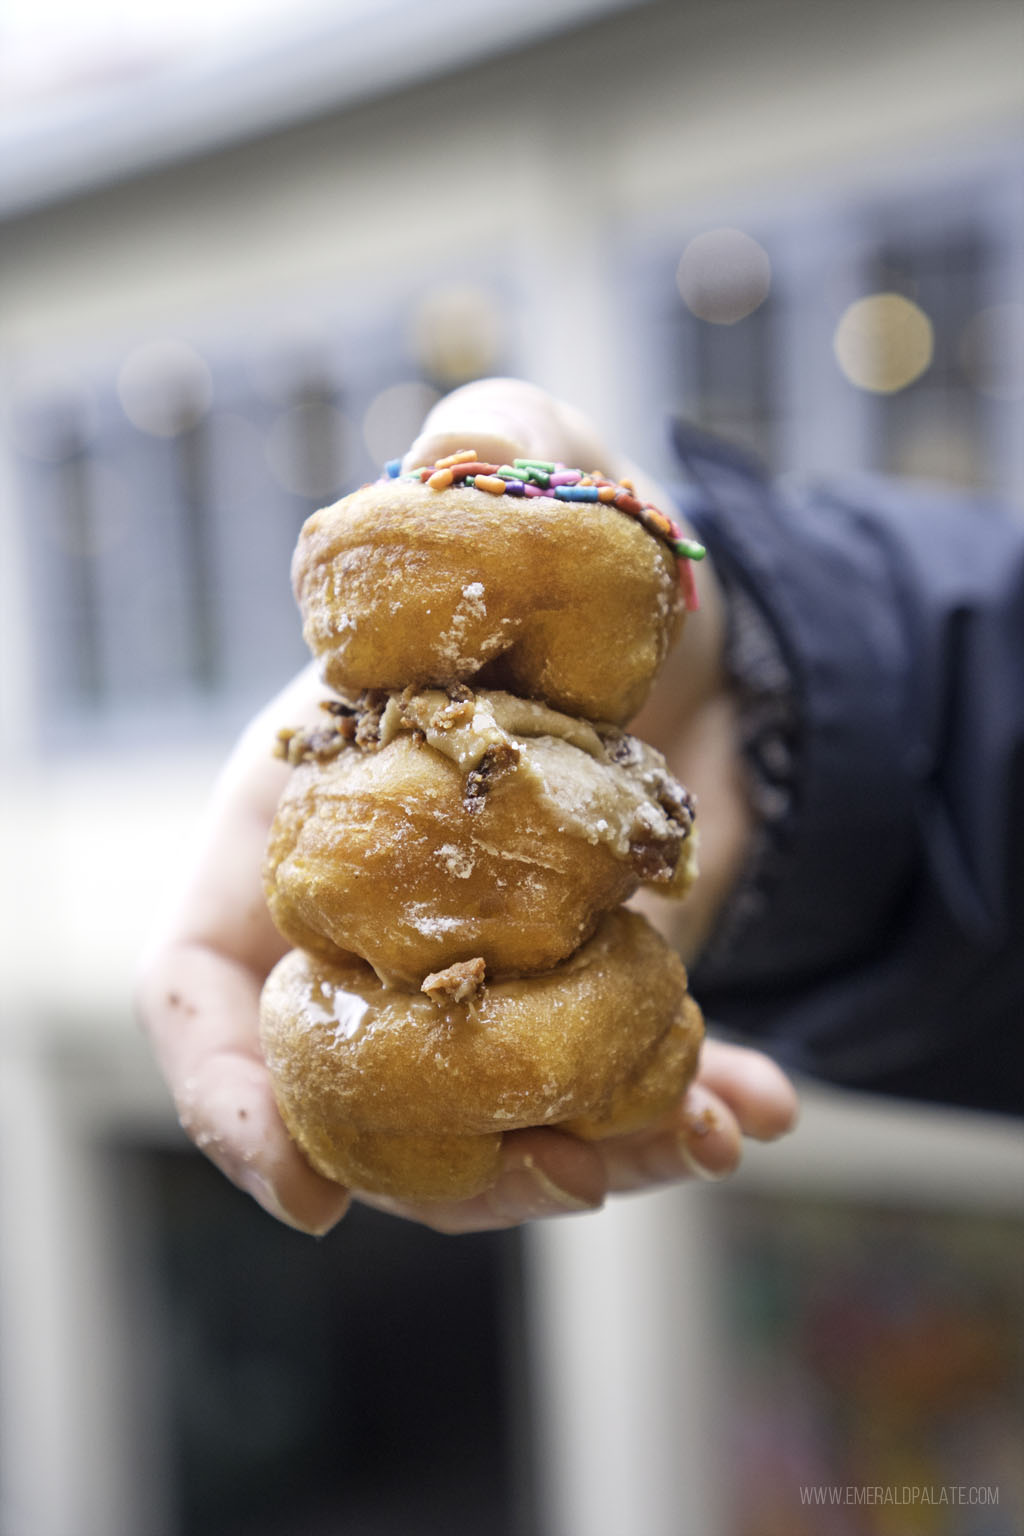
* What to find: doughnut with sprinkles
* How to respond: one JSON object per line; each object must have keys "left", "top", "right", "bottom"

{"left": 291, "top": 449, "right": 704, "bottom": 725}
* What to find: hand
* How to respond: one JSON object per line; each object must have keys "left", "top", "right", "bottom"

{"left": 136, "top": 379, "right": 798, "bottom": 1237}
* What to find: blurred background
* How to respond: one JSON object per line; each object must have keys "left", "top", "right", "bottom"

{"left": 1, "top": 0, "right": 1023, "bottom": 1532}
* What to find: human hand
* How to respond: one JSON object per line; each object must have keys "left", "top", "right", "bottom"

{"left": 136, "top": 379, "right": 798, "bottom": 1237}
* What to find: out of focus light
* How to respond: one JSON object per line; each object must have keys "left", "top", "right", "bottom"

{"left": 675, "top": 228, "right": 772, "bottom": 325}
{"left": 833, "top": 293, "right": 933, "bottom": 393}
{"left": 959, "top": 303, "right": 1024, "bottom": 401}
{"left": 408, "top": 285, "right": 503, "bottom": 385}
{"left": 264, "top": 401, "right": 355, "bottom": 499}
{"left": 117, "top": 339, "right": 213, "bottom": 435}
{"left": 362, "top": 380, "right": 440, "bottom": 466}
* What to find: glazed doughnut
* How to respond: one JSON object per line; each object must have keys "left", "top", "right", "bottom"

{"left": 259, "top": 908, "right": 705, "bottom": 1202}
{"left": 263, "top": 687, "right": 698, "bottom": 988}
{"left": 292, "top": 455, "right": 705, "bottom": 724}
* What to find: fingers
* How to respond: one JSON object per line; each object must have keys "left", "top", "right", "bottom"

{"left": 360, "top": 1128, "right": 607, "bottom": 1235}
{"left": 179, "top": 1047, "right": 351, "bottom": 1236}
{"left": 696, "top": 1038, "right": 800, "bottom": 1141}
{"left": 404, "top": 378, "right": 611, "bottom": 477}
{"left": 136, "top": 662, "right": 356, "bottom": 1236}
{"left": 598, "top": 1082, "right": 744, "bottom": 1195}
{"left": 598, "top": 1041, "right": 798, "bottom": 1195}
{"left": 403, "top": 377, "right": 673, "bottom": 511}
{"left": 360, "top": 1043, "right": 798, "bottom": 1232}
{"left": 138, "top": 938, "right": 351, "bottom": 1235}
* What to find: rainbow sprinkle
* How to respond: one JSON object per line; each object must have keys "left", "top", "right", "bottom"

{"left": 382, "top": 452, "right": 705, "bottom": 610}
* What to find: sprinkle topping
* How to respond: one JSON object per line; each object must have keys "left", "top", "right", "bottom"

{"left": 382, "top": 451, "right": 705, "bottom": 609}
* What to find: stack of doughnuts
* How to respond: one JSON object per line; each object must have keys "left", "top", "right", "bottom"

{"left": 259, "top": 451, "right": 707, "bottom": 1202}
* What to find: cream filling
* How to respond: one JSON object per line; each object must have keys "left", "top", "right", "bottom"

{"left": 377, "top": 688, "right": 605, "bottom": 767}
{"left": 375, "top": 688, "right": 690, "bottom": 865}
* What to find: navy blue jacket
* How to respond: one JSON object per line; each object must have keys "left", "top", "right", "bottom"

{"left": 672, "top": 429, "right": 1024, "bottom": 1116}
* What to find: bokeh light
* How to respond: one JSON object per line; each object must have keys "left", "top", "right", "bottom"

{"left": 675, "top": 228, "right": 772, "bottom": 325}
{"left": 959, "top": 303, "right": 1024, "bottom": 401}
{"left": 362, "top": 380, "right": 440, "bottom": 466}
{"left": 407, "top": 284, "right": 503, "bottom": 385}
{"left": 117, "top": 339, "right": 213, "bottom": 435}
{"left": 833, "top": 293, "right": 934, "bottom": 393}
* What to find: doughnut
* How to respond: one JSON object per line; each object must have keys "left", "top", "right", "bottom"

{"left": 264, "top": 686, "right": 698, "bottom": 988}
{"left": 259, "top": 446, "right": 708, "bottom": 1206}
{"left": 292, "top": 456, "right": 705, "bottom": 725}
{"left": 259, "top": 908, "right": 705, "bottom": 1202}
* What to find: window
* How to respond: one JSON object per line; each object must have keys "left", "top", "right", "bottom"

{"left": 617, "top": 147, "right": 1022, "bottom": 505}
{"left": 9, "top": 279, "right": 513, "bottom": 752}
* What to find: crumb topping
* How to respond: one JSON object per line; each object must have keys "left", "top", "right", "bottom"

{"left": 463, "top": 742, "right": 521, "bottom": 812}
{"left": 421, "top": 957, "right": 487, "bottom": 1007}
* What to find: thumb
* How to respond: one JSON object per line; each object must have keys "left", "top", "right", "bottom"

{"left": 403, "top": 377, "right": 619, "bottom": 480}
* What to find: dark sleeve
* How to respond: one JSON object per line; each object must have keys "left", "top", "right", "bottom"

{"left": 675, "top": 443, "right": 1024, "bottom": 1116}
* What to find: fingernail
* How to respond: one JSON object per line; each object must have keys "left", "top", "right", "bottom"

{"left": 676, "top": 1088, "right": 738, "bottom": 1182}
{"left": 487, "top": 1155, "right": 603, "bottom": 1223}
{"left": 237, "top": 1168, "right": 346, "bottom": 1237}
{"left": 677, "top": 1141, "right": 733, "bottom": 1182}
